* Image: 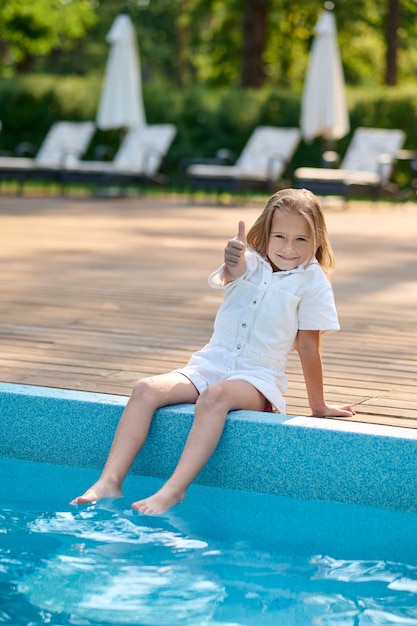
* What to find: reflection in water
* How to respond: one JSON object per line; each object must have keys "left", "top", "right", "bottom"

{"left": 20, "top": 508, "right": 224, "bottom": 625}
{"left": 307, "top": 555, "right": 417, "bottom": 625}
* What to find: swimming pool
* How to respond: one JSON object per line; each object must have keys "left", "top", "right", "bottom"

{"left": 1, "top": 382, "right": 417, "bottom": 624}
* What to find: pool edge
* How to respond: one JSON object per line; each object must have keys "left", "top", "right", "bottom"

{"left": 1, "top": 382, "right": 416, "bottom": 512}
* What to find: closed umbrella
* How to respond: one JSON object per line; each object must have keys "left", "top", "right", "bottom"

{"left": 96, "top": 12, "right": 146, "bottom": 130}
{"left": 300, "top": 9, "right": 349, "bottom": 145}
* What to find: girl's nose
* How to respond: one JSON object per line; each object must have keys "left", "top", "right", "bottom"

{"left": 282, "top": 241, "right": 295, "bottom": 253}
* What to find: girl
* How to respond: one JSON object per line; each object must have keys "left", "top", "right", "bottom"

{"left": 71, "top": 188, "right": 354, "bottom": 514}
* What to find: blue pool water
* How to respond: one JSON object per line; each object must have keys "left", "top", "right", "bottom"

{"left": 2, "top": 458, "right": 417, "bottom": 625}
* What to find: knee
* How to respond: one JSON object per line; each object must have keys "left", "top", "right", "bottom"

{"left": 197, "top": 383, "right": 229, "bottom": 411}
{"left": 131, "top": 377, "right": 154, "bottom": 401}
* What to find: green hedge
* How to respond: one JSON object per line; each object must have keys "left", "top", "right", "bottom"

{"left": 1, "top": 75, "right": 417, "bottom": 185}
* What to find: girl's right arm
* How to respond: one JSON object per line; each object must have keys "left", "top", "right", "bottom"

{"left": 296, "top": 329, "right": 355, "bottom": 418}
{"left": 223, "top": 220, "right": 247, "bottom": 284}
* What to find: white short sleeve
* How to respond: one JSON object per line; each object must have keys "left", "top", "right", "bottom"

{"left": 297, "top": 266, "right": 340, "bottom": 332}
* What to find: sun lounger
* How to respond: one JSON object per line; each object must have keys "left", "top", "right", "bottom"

{"left": 186, "top": 126, "right": 301, "bottom": 193}
{"left": 0, "top": 121, "right": 95, "bottom": 192}
{"left": 61, "top": 124, "right": 177, "bottom": 189}
{"left": 294, "top": 127, "right": 405, "bottom": 199}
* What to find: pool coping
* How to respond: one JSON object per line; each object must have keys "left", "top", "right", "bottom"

{"left": 1, "top": 382, "right": 416, "bottom": 512}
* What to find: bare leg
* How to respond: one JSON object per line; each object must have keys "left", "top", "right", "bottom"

{"left": 132, "top": 380, "right": 265, "bottom": 515}
{"left": 70, "top": 373, "right": 198, "bottom": 504}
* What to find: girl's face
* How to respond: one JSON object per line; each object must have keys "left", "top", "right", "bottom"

{"left": 267, "top": 210, "right": 315, "bottom": 271}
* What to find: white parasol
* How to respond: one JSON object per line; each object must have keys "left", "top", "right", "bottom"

{"left": 96, "top": 13, "right": 146, "bottom": 130}
{"left": 300, "top": 9, "right": 349, "bottom": 144}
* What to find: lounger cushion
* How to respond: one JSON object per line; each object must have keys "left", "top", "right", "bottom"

{"left": 188, "top": 127, "right": 300, "bottom": 183}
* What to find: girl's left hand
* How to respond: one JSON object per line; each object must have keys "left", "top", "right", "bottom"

{"left": 311, "top": 404, "right": 356, "bottom": 418}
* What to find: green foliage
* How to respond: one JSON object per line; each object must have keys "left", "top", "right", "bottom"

{"left": 259, "top": 89, "right": 300, "bottom": 127}
{"left": 0, "top": 0, "right": 96, "bottom": 75}
{"left": 347, "top": 85, "right": 417, "bottom": 148}
{"left": 0, "top": 75, "right": 100, "bottom": 152}
{"left": 3, "top": 0, "right": 417, "bottom": 90}
{"left": 185, "top": 0, "right": 242, "bottom": 87}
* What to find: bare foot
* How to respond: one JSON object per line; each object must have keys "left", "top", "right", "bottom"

{"left": 131, "top": 484, "right": 185, "bottom": 515}
{"left": 70, "top": 479, "right": 123, "bottom": 505}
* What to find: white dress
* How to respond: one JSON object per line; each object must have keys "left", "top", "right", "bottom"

{"left": 175, "top": 248, "right": 339, "bottom": 413}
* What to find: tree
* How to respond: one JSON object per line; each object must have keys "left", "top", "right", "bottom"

{"left": 240, "top": 0, "right": 270, "bottom": 87}
{"left": 2, "top": 0, "right": 417, "bottom": 89}
{"left": 0, "top": 0, "right": 96, "bottom": 75}
{"left": 385, "top": 0, "right": 400, "bottom": 85}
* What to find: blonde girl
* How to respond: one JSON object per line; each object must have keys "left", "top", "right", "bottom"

{"left": 72, "top": 188, "right": 354, "bottom": 514}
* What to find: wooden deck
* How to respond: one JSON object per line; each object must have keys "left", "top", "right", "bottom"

{"left": 0, "top": 193, "right": 416, "bottom": 428}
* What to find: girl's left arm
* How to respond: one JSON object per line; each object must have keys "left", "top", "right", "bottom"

{"left": 296, "top": 329, "right": 355, "bottom": 418}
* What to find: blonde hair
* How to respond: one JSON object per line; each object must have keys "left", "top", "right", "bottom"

{"left": 247, "top": 188, "right": 336, "bottom": 274}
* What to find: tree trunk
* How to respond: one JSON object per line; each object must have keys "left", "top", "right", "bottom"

{"left": 240, "top": 0, "right": 270, "bottom": 87}
{"left": 385, "top": 0, "right": 400, "bottom": 85}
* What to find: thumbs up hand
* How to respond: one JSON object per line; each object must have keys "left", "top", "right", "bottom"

{"left": 236, "top": 220, "right": 246, "bottom": 244}
{"left": 223, "top": 220, "right": 247, "bottom": 282}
